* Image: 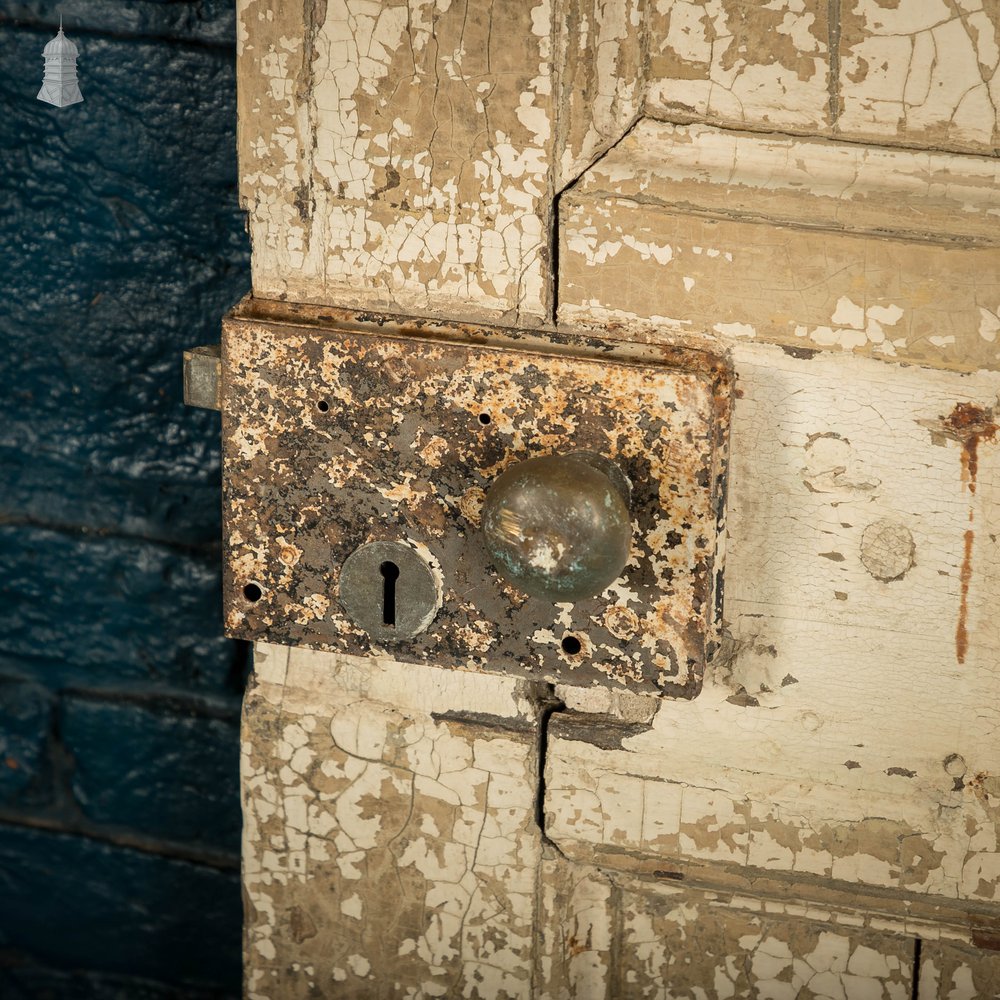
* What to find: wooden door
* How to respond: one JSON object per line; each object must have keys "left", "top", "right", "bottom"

{"left": 235, "top": 2, "right": 1000, "bottom": 996}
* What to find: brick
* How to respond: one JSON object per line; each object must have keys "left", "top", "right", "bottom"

{"left": 0, "top": 455, "right": 223, "bottom": 548}
{"left": 0, "top": 824, "right": 240, "bottom": 993}
{"left": 0, "top": 961, "right": 233, "bottom": 1000}
{"left": 3, "top": 2, "right": 236, "bottom": 45}
{"left": 0, "top": 679, "right": 52, "bottom": 808}
{"left": 0, "top": 25, "right": 248, "bottom": 545}
{"left": 0, "top": 11, "right": 247, "bottom": 992}
{"left": 0, "top": 526, "right": 240, "bottom": 696}
{"left": 60, "top": 694, "right": 240, "bottom": 852}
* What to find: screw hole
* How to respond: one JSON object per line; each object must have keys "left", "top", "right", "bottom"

{"left": 478, "top": 412, "right": 491, "bottom": 425}
{"left": 317, "top": 400, "right": 330, "bottom": 413}
{"left": 561, "top": 634, "right": 582, "bottom": 655}
{"left": 243, "top": 583, "right": 263, "bottom": 602}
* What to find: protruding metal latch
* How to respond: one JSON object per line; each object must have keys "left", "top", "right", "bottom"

{"left": 183, "top": 345, "right": 221, "bottom": 411}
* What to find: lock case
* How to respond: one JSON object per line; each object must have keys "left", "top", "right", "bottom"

{"left": 220, "top": 297, "right": 731, "bottom": 698}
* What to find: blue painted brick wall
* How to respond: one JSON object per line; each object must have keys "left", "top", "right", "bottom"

{"left": 0, "top": 825, "right": 242, "bottom": 994}
{"left": 61, "top": 694, "right": 241, "bottom": 848}
{"left": 0, "top": 2, "right": 249, "bottom": 995}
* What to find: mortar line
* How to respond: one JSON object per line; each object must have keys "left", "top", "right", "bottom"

{"left": 0, "top": 811, "right": 240, "bottom": 871}
{"left": 0, "top": 15, "right": 236, "bottom": 51}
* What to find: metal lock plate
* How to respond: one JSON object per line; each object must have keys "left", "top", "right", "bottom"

{"left": 221, "top": 298, "right": 731, "bottom": 697}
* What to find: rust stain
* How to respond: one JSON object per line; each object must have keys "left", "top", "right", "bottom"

{"left": 926, "top": 403, "right": 997, "bottom": 665}
{"left": 957, "top": 528, "right": 975, "bottom": 664}
{"left": 566, "top": 930, "right": 593, "bottom": 957}
{"left": 968, "top": 771, "right": 1000, "bottom": 806}
{"left": 943, "top": 401, "right": 998, "bottom": 495}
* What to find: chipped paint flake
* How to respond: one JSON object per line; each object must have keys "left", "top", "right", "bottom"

{"left": 559, "top": 121, "right": 1000, "bottom": 372}
{"left": 646, "top": 0, "right": 831, "bottom": 130}
{"left": 840, "top": 0, "right": 1000, "bottom": 154}
{"left": 545, "top": 344, "right": 1000, "bottom": 922}
{"left": 242, "top": 644, "right": 543, "bottom": 999}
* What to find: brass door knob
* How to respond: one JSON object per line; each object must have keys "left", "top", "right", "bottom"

{"left": 482, "top": 452, "right": 631, "bottom": 602}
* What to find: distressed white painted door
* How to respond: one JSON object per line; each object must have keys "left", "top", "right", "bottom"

{"left": 236, "top": 1, "right": 1000, "bottom": 996}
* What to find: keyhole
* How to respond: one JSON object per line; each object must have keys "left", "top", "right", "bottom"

{"left": 380, "top": 561, "right": 400, "bottom": 626}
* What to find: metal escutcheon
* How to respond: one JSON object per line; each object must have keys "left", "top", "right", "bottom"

{"left": 339, "top": 540, "right": 441, "bottom": 642}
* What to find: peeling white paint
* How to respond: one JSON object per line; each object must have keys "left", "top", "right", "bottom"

{"left": 239, "top": 3, "right": 1000, "bottom": 995}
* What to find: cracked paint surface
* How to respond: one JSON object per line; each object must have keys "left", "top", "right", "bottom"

{"left": 918, "top": 939, "right": 1000, "bottom": 999}
{"left": 237, "top": 2, "right": 1000, "bottom": 351}
{"left": 237, "top": 0, "right": 647, "bottom": 326}
{"left": 238, "top": 0, "right": 557, "bottom": 322}
{"left": 554, "top": 0, "right": 645, "bottom": 188}
{"left": 243, "top": 642, "right": 544, "bottom": 999}
{"left": 640, "top": 0, "right": 999, "bottom": 154}
{"left": 545, "top": 343, "right": 1000, "bottom": 926}
{"left": 559, "top": 120, "right": 1000, "bottom": 373}
{"left": 535, "top": 858, "right": 616, "bottom": 998}
{"left": 645, "top": 0, "right": 831, "bottom": 130}
{"left": 619, "top": 882, "right": 913, "bottom": 999}
{"left": 839, "top": 0, "right": 1000, "bottom": 154}
{"left": 536, "top": 857, "right": 917, "bottom": 998}
{"left": 243, "top": 642, "right": 940, "bottom": 998}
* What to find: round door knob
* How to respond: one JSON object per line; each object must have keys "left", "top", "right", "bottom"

{"left": 482, "top": 452, "right": 631, "bottom": 602}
